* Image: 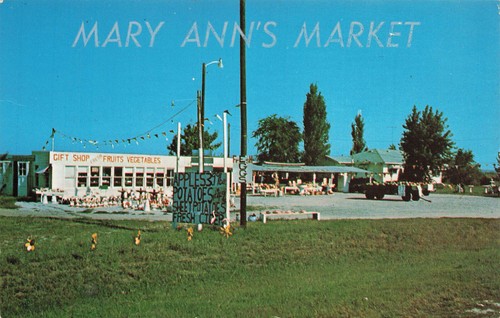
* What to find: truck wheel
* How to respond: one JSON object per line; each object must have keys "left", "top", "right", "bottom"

{"left": 402, "top": 187, "right": 412, "bottom": 201}
{"left": 412, "top": 190, "right": 420, "bottom": 201}
{"left": 365, "top": 193, "right": 375, "bottom": 200}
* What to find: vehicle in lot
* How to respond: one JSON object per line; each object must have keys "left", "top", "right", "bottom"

{"left": 350, "top": 178, "right": 432, "bottom": 201}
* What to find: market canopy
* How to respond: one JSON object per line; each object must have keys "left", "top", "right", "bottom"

{"left": 248, "top": 164, "right": 370, "bottom": 174}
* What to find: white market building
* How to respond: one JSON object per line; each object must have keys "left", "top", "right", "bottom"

{"left": 0, "top": 150, "right": 232, "bottom": 199}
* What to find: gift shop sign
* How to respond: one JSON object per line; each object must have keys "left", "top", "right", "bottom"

{"left": 172, "top": 172, "right": 226, "bottom": 226}
{"left": 50, "top": 152, "right": 162, "bottom": 165}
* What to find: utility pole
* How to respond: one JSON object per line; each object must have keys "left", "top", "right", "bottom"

{"left": 176, "top": 122, "right": 181, "bottom": 174}
{"left": 199, "top": 59, "right": 222, "bottom": 173}
{"left": 197, "top": 90, "right": 203, "bottom": 173}
{"left": 201, "top": 63, "right": 207, "bottom": 172}
{"left": 240, "top": 0, "right": 247, "bottom": 227}
{"left": 223, "top": 111, "right": 230, "bottom": 227}
{"left": 228, "top": 122, "right": 231, "bottom": 156}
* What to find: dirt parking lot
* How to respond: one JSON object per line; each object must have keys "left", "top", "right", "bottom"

{"left": 243, "top": 192, "right": 500, "bottom": 219}
{"left": 1, "top": 192, "right": 498, "bottom": 221}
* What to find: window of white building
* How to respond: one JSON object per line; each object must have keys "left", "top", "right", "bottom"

{"left": 146, "top": 167, "right": 155, "bottom": 187}
{"left": 124, "top": 167, "right": 133, "bottom": 187}
{"left": 65, "top": 166, "right": 76, "bottom": 189}
{"left": 156, "top": 168, "right": 165, "bottom": 187}
{"left": 166, "top": 169, "right": 174, "bottom": 186}
{"left": 135, "top": 167, "right": 144, "bottom": 187}
{"left": 77, "top": 166, "right": 88, "bottom": 187}
{"left": 102, "top": 167, "right": 111, "bottom": 187}
{"left": 90, "top": 166, "right": 100, "bottom": 187}
{"left": 114, "top": 167, "right": 123, "bottom": 187}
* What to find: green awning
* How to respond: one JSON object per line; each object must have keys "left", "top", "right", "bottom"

{"left": 249, "top": 164, "right": 369, "bottom": 174}
{"left": 36, "top": 165, "right": 50, "bottom": 174}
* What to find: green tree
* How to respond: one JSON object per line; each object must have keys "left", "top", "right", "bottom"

{"left": 388, "top": 144, "right": 397, "bottom": 150}
{"left": 444, "top": 148, "right": 483, "bottom": 185}
{"left": 400, "top": 105, "right": 454, "bottom": 182}
{"left": 167, "top": 123, "right": 220, "bottom": 156}
{"left": 252, "top": 114, "right": 302, "bottom": 163}
{"left": 302, "top": 83, "right": 330, "bottom": 165}
{"left": 493, "top": 152, "right": 500, "bottom": 179}
{"left": 350, "top": 112, "right": 367, "bottom": 155}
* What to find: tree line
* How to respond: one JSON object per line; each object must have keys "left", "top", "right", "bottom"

{"left": 168, "top": 83, "right": 496, "bottom": 185}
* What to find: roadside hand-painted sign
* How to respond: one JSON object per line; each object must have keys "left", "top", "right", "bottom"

{"left": 172, "top": 172, "right": 226, "bottom": 226}
{"left": 238, "top": 156, "right": 248, "bottom": 183}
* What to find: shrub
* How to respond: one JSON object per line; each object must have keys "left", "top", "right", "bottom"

{"left": 0, "top": 196, "right": 18, "bottom": 209}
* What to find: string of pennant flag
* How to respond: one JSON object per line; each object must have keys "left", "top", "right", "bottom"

{"left": 41, "top": 100, "right": 196, "bottom": 151}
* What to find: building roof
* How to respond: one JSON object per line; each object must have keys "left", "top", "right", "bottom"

{"left": 249, "top": 164, "right": 369, "bottom": 174}
{"left": 326, "top": 155, "right": 353, "bottom": 165}
{"left": 352, "top": 149, "right": 403, "bottom": 165}
{"left": 262, "top": 161, "right": 305, "bottom": 166}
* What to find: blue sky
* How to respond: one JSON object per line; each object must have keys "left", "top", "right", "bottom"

{"left": 1, "top": 0, "right": 499, "bottom": 169}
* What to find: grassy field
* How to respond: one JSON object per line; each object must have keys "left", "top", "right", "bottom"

{"left": 434, "top": 184, "right": 498, "bottom": 197}
{"left": 0, "top": 216, "right": 499, "bottom": 317}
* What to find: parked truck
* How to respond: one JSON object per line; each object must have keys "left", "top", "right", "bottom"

{"left": 350, "top": 179, "right": 432, "bottom": 201}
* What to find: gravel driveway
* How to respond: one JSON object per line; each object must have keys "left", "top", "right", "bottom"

{"left": 242, "top": 192, "right": 500, "bottom": 219}
{"left": 0, "top": 192, "right": 498, "bottom": 221}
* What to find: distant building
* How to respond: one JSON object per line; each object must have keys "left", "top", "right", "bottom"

{"left": 323, "top": 155, "right": 360, "bottom": 192}
{"left": 326, "top": 155, "right": 354, "bottom": 166}
{"left": 0, "top": 154, "right": 35, "bottom": 197}
{"left": 332, "top": 149, "right": 444, "bottom": 185}
{"left": 351, "top": 149, "right": 404, "bottom": 183}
